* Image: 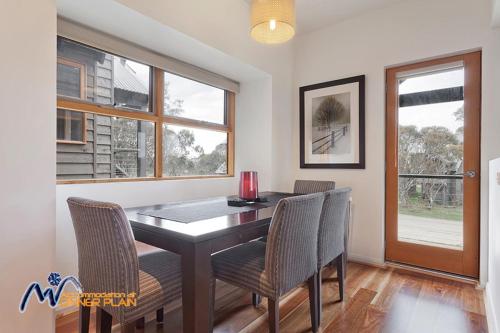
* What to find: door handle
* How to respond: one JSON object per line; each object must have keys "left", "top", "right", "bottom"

{"left": 457, "top": 170, "right": 476, "bottom": 178}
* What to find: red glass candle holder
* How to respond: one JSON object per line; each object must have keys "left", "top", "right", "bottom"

{"left": 239, "top": 171, "right": 258, "bottom": 200}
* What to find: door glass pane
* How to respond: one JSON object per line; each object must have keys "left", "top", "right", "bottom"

{"left": 397, "top": 67, "right": 464, "bottom": 250}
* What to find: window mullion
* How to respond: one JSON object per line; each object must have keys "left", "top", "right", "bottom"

{"left": 154, "top": 67, "right": 164, "bottom": 178}
{"left": 227, "top": 92, "right": 235, "bottom": 177}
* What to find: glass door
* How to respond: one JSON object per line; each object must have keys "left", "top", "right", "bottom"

{"left": 385, "top": 52, "right": 481, "bottom": 277}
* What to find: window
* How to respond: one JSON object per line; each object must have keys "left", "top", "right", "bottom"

{"left": 57, "top": 58, "right": 85, "bottom": 99}
{"left": 164, "top": 72, "right": 225, "bottom": 124}
{"left": 56, "top": 36, "right": 234, "bottom": 183}
{"left": 111, "top": 117, "right": 155, "bottom": 178}
{"left": 57, "top": 37, "right": 151, "bottom": 111}
{"left": 57, "top": 109, "right": 86, "bottom": 143}
{"left": 163, "top": 125, "right": 228, "bottom": 176}
{"left": 162, "top": 72, "right": 230, "bottom": 176}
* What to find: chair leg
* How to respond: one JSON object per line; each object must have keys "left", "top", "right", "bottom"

{"left": 209, "top": 278, "right": 216, "bottom": 332}
{"left": 78, "top": 303, "right": 90, "bottom": 333}
{"left": 96, "top": 307, "right": 112, "bottom": 333}
{"left": 316, "top": 269, "right": 322, "bottom": 325}
{"left": 156, "top": 308, "right": 164, "bottom": 323}
{"left": 307, "top": 274, "right": 319, "bottom": 333}
{"left": 343, "top": 249, "right": 348, "bottom": 277}
{"left": 121, "top": 322, "right": 135, "bottom": 333}
{"left": 135, "top": 317, "right": 145, "bottom": 329}
{"left": 252, "top": 293, "right": 262, "bottom": 307}
{"left": 268, "top": 298, "right": 279, "bottom": 333}
{"left": 336, "top": 252, "right": 345, "bottom": 301}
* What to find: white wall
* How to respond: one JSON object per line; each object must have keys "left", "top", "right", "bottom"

{"left": 0, "top": 0, "right": 56, "bottom": 332}
{"left": 493, "top": 0, "right": 500, "bottom": 28}
{"left": 291, "top": 0, "right": 500, "bottom": 277}
{"left": 487, "top": 158, "right": 500, "bottom": 333}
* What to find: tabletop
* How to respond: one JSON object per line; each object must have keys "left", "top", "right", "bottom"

{"left": 125, "top": 192, "right": 295, "bottom": 243}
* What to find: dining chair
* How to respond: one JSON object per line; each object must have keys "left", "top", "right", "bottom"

{"left": 67, "top": 197, "right": 182, "bottom": 333}
{"left": 315, "top": 188, "right": 351, "bottom": 324}
{"left": 211, "top": 193, "right": 325, "bottom": 333}
{"left": 293, "top": 179, "right": 336, "bottom": 194}
{"left": 252, "top": 179, "right": 337, "bottom": 306}
{"left": 293, "top": 180, "right": 351, "bottom": 275}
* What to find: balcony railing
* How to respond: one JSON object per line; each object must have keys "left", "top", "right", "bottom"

{"left": 398, "top": 173, "right": 463, "bottom": 179}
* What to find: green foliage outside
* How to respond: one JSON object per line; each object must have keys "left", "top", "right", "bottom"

{"left": 399, "top": 196, "right": 463, "bottom": 221}
{"left": 398, "top": 106, "right": 464, "bottom": 221}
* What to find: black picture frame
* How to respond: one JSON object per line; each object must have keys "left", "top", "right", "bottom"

{"left": 300, "top": 75, "right": 365, "bottom": 169}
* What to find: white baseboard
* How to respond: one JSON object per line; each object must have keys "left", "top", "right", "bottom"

{"left": 486, "top": 283, "right": 499, "bottom": 333}
{"left": 347, "top": 253, "right": 386, "bottom": 268}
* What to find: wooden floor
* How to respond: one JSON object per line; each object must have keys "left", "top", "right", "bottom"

{"left": 56, "top": 262, "right": 487, "bottom": 333}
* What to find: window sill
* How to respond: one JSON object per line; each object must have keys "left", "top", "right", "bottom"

{"left": 56, "top": 140, "right": 87, "bottom": 145}
{"left": 56, "top": 174, "right": 235, "bottom": 185}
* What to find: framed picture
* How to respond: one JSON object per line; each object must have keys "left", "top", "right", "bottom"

{"left": 300, "top": 75, "right": 365, "bottom": 169}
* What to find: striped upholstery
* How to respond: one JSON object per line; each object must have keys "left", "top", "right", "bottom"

{"left": 125, "top": 250, "right": 182, "bottom": 322}
{"left": 211, "top": 241, "right": 274, "bottom": 297}
{"left": 258, "top": 180, "right": 336, "bottom": 243}
{"left": 317, "top": 188, "right": 351, "bottom": 268}
{"left": 213, "top": 193, "right": 325, "bottom": 299}
{"left": 67, "top": 197, "right": 181, "bottom": 323}
{"left": 294, "top": 180, "right": 336, "bottom": 194}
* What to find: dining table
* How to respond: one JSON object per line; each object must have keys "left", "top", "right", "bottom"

{"left": 125, "top": 191, "right": 296, "bottom": 333}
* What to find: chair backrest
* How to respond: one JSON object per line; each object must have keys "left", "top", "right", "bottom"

{"left": 67, "top": 197, "right": 139, "bottom": 295}
{"left": 265, "top": 193, "right": 324, "bottom": 295}
{"left": 294, "top": 180, "right": 336, "bottom": 194}
{"left": 317, "top": 188, "right": 351, "bottom": 268}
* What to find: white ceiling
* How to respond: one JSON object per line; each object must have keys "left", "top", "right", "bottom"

{"left": 246, "top": 0, "right": 407, "bottom": 34}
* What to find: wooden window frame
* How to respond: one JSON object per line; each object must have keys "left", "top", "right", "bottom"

{"left": 57, "top": 57, "right": 87, "bottom": 144}
{"left": 57, "top": 67, "right": 235, "bottom": 184}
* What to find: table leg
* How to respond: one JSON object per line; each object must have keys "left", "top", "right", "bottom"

{"left": 181, "top": 241, "right": 213, "bottom": 333}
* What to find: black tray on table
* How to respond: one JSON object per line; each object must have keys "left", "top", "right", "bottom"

{"left": 227, "top": 197, "right": 269, "bottom": 207}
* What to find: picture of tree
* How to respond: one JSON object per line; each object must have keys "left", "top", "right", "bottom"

{"left": 312, "top": 95, "right": 350, "bottom": 129}
{"left": 311, "top": 92, "right": 351, "bottom": 155}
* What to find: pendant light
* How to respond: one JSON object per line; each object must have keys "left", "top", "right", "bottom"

{"left": 250, "top": 0, "right": 296, "bottom": 44}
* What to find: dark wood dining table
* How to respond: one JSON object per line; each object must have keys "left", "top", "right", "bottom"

{"left": 125, "top": 192, "right": 295, "bottom": 333}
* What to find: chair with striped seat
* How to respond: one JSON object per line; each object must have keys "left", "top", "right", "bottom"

{"left": 212, "top": 193, "right": 325, "bottom": 333}
{"left": 67, "top": 197, "right": 182, "bottom": 333}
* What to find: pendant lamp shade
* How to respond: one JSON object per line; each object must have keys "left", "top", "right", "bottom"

{"left": 250, "top": 0, "right": 296, "bottom": 44}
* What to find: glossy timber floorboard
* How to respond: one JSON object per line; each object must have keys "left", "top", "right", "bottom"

{"left": 56, "top": 246, "right": 487, "bottom": 333}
